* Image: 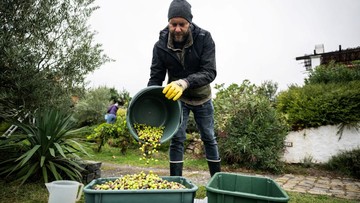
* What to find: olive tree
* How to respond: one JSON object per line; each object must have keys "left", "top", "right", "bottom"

{"left": 0, "top": 0, "right": 111, "bottom": 119}
{"left": 73, "top": 86, "right": 132, "bottom": 126}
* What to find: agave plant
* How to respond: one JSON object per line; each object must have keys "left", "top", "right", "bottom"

{"left": 0, "top": 109, "right": 90, "bottom": 184}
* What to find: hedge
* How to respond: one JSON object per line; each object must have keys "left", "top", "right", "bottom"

{"left": 276, "top": 81, "right": 360, "bottom": 131}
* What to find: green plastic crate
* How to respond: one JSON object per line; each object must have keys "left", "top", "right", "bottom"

{"left": 206, "top": 172, "right": 289, "bottom": 203}
{"left": 83, "top": 176, "right": 198, "bottom": 203}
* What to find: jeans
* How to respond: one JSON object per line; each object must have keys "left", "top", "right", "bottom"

{"left": 169, "top": 100, "right": 220, "bottom": 162}
{"left": 106, "top": 114, "right": 116, "bottom": 124}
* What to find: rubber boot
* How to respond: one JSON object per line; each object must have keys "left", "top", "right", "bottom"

{"left": 207, "top": 161, "right": 221, "bottom": 177}
{"left": 170, "top": 162, "right": 183, "bottom": 176}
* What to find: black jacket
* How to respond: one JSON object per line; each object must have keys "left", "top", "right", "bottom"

{"left": 147, "top": 23, "right": 216, "bottom": 102}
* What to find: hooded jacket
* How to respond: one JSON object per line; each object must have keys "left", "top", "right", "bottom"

{"left": 147, "top": 23, "right": 217, "bottom": 105}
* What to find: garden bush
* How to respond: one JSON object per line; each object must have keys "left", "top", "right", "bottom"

{"left": 0, "top": 121, "right": 11, "bottom": 133}
{"left": 276, "top": 81, "right": 360, "bottom": 131}
{"left": 87, "top": 108, "right": 134, "bottom": 154}
{"left": 0, "top": 109, "right": 89, "bottom": 184}
{"left": 214, "top": 81, "right": 289, "bottom": 173}
{"left": 305, "top": 60, "right": 360, "bottom": 85}
{"left": 277, "top": 61, "right": 360, "bottom": 131}
{"left": 326, "top": 148, "right": 360, "bottom": 179}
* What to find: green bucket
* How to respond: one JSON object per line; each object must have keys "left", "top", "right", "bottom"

{"left": 126, "top": 86, "right": 182, "bottom": 144}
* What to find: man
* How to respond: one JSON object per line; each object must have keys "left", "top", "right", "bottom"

{"left": 147, "top": 0, "right": 221, "bottom": 177}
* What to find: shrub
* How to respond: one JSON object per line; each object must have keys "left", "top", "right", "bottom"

{"left": 276, "top": 81, "right": 360, "bottom": 130}
{"left": 87, "top": 108, "right": 133, "bottom": 154}
{"left": 305, "top": 60, "right": 360, "bottom": 85}
{"left": 326, "top": 148, "right": 360, "bottom": 179}
{"left": 214, "top": 81, "right": 289, "bottom": 173}
{"left": 0, "top": 109, "right": 89, "bottom": 184}
{"left": 277, "top": 60, "right": 360, "bottom": 130}
{"left": 0, "top": 122, "right": 11, "bottom": 133}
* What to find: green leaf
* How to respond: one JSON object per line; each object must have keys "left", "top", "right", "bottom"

{"left": 49, "top": 148, "right": 55, "bottom": 157}
{"left": 19, "top": 163, "right": 38, "bottom": 185}
{"left": 42, "top": 166, "right": 49, "bottom": 183}
{"left": 40, "top": 156, "right": 46, "bottom": 167}
{"left": 17, "top": 145, "right": 41, "bottom": 167}
{"left": 54, "top": 143, "right": 66, "bottom": 158}
{"left": 48, "top": 161, "right": 61, "bottom": 180}
{"left": 52, "top": 161, "right": 81, "bottom": 181}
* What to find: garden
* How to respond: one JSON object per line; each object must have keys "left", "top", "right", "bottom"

{"left": 1, "top": 61, "right": 360, "bottom": 202}
{"left": 1, "top": 1, "right": 359, "bottom": 202}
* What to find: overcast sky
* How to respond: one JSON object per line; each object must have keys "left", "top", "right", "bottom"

{"left": 85, "top": 0, "right": 360, "bottom": 97}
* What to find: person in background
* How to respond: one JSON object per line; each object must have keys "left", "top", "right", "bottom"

{"left": 147, "top": 0, "right": 221, "bottom": 177}
{"left": 106, "top": 102, "right": 118, "bottom": 124}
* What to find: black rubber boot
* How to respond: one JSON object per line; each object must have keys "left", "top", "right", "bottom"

{"left": 207, "top": 161, "right": 221, "bottom": 177}
{"left": 170, "top": 162, "right": 183, "bottom": 176}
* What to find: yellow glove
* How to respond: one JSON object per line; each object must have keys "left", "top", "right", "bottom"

{"left": 162, "top": 79, "right": 188, "bottom": 101}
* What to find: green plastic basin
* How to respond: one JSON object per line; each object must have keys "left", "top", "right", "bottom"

{"left": 126, "top": 86, "right": 182, "bottom": 144}
{"left": 83, "top": 176, "right": 198, "bottom": 203}
{"left": 206, "top": 172, "right": 290, "bottom": 203}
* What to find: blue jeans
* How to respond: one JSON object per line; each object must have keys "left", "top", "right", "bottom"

{"left": 169, "top": 100, "right": 220, "bottom": 162}
{"left": 106, "top": 114, "right": 116, "bottom": 124}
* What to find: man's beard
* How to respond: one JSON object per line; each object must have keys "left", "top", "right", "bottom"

{"left": 171, "top": 30, "right": 189, "bottom": 43}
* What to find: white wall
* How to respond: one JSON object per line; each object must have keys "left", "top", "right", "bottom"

{"left": 310, "top": 56, "right": 321, "bottom": 69}
{"left": 282, "top": 125, "right": 360, "bottom": 163}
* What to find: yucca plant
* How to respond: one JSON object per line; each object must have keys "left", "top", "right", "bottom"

{"left": 0, "top": 109, "right": 90, "bottom": 185}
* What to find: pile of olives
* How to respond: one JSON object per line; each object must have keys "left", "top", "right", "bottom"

{"left": 134, "top": 123, "right": 164, "bottom": 164}
{"left": 92, "top": 171, "right": 185, "bottom": 190}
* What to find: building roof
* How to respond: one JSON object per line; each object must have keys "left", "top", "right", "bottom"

{"left": 296, "top": 45, "right": 360, "bottom": 65}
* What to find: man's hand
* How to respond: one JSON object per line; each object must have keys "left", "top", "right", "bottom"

{"left": 162, "top": 79, "right": 188, "bottom": 101}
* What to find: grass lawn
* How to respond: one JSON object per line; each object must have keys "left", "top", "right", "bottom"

{"left": 80, "top": 142, "right": 210, "bottom": 171}
{"left": 0, "top": 142, "right": 358, "bottom": 203}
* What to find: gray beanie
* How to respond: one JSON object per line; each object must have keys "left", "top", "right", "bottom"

{"left": 168, "top": 0, "right": 193, "bottom": 23}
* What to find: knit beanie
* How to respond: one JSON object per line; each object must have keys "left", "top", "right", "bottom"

{"left": 168, "top": 0, "right": 193, "bottom": 23}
